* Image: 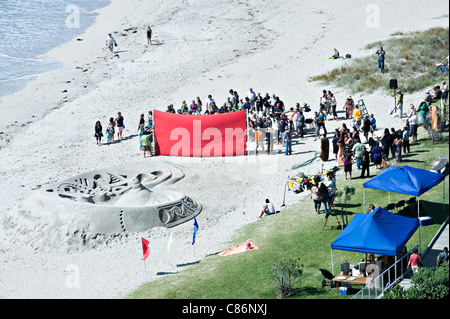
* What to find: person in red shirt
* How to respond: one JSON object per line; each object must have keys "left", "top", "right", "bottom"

{"left": 407, "top": 248, "right": 423, "bottom": 273}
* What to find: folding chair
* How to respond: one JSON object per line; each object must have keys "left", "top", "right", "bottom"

{"left": 406, "top": 197, "right": 416, "bottom": 205}
{"left": 385, "top": 203, "right": 395, "bottom": 212}
{"left": 395, "top": 200, "right": 405, "bottom": 213}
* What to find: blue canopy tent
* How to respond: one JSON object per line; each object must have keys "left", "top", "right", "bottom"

{"left": 362, "top": 165, "right": 445, "bottom": 200}
{"left": 362, "top": 165, "right": 446, "bottom": 252}
{"left": 330, "top": 206, "right": 420, "bottom": 275}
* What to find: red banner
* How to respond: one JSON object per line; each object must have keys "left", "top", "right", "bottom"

{"left": 154, "top": 110, "right": 247, "bottom": 157}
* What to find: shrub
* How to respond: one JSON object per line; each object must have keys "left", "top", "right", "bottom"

{"left": 383, "top": 262, "right": 449, "bottom": 299}
{"left": 271, "top": 257, "right": 304, "bottom": 298}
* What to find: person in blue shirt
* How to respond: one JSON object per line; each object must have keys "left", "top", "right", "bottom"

{"left": 317, "top": 109, "right": 328, "bottom": 137}
{"left": 243, "top": 97, "right": 251, "bottom": 111}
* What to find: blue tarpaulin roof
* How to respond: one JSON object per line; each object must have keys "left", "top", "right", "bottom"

{"left": 363, "top": 165, "right": 445, "bottom": 197}
{"left": 331, "top": 207, "right": 419, "bottom": 256}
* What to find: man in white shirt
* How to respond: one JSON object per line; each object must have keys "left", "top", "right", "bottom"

{"left": 105, "top": 33, "right": 117, "bottom": 53}
{"left": 408, "top": 111, "right": 419, "bottom": 142}
{"left": 247, "top": 88, "right": 257, "bottom": 110}
{"left": 228, "top": 89, "right": 236, "bottom": 106}
{"left": 258, "top": 199, "right": 276, "bottom": 218}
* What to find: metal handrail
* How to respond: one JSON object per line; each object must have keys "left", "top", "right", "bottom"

{"left": 351, "top": 245, "right": 419, "bottom": 299}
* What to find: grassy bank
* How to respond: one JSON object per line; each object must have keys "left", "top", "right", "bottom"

{"left": 127, "top": 128, "right": 449, "bottom": 299}
{"left": 309, "top": 27, "right": 449, "bottom": 94}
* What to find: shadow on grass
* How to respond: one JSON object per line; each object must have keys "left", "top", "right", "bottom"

{"left": 290, "top": 286, "right": 334, "bottom": 298}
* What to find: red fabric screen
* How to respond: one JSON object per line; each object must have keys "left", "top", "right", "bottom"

{"left": 154, "top": 110, "right": 247, "bottom": 157}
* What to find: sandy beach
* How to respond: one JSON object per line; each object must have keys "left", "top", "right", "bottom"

{"left": 0, "top": 0, "right": 448, "bottom": 299}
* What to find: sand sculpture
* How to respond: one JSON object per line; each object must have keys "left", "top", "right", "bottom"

{"left": 30, "top": 161, "right": 202, "bottom": 233}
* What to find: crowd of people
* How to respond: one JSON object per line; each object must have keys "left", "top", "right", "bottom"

{"left": 93, "top": 79, "right": 446, "bottom": 167}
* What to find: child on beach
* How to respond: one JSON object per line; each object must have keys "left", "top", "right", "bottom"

{"left": 106, "top": 125, "right": 113, "bottom": 144}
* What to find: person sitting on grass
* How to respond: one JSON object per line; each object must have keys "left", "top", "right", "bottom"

{"left": 258, "top": 198, "right": 276, "bottom": 218}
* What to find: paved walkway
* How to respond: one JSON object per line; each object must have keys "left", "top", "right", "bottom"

{"left": 422, "top": 223, "right": 449, "bottom": 268}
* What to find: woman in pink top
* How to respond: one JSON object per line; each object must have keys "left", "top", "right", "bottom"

{"left": 407, "top": 248, "right": 423, "bottom": 273}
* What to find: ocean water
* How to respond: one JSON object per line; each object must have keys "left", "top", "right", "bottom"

{"left": 0, "top": 0, "right": 110, "bottom": 99}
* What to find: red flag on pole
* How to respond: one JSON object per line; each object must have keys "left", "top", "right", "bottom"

{"left": 141, "top": 237, "right": 150, "bottom": 261}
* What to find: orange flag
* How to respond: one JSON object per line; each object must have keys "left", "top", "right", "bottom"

{"left": 141, "top": 237, "right": 150, "bottom": 261}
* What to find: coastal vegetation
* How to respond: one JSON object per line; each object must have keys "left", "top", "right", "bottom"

{"left": 309, "top": 28, "right": 449, "bottom": 94}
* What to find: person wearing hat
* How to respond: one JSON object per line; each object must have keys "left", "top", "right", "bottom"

{"left": 343, "top": 95, "right": 354, "bottom": 119}
{"left": 390, "top": 89, "right": 403, "bottom": 118}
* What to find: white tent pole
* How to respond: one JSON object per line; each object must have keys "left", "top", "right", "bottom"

{"left": 331, "top": 249, "right": 334, "bottom": 276}
{"left": 418, "top": 196, "right": 421, "bottom": 254}
{"left": 150, "top": 108, "right": 156, "bottom": 154}
{"left": 363, "top": 187, "right": 366, "bottom": 213}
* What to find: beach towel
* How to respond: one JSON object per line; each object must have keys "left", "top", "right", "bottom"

{"left": 218, "top": 240, "right": 260, "bottom": 257}
{"left": 322, "top": 57, "right": 344, "bottom": 60}
{"left": 431, "top": 106, "right": 438, "bottom": 130}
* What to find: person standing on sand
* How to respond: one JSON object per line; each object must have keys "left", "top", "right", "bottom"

{"left": 146, "top": 26, "right": 153, "bottom": 46}
{"left": 375, "top": 46, "right": 386, "bottom": 73}
{"left": 343, "top": 95, "right": 354, "bottom": 119}
{"left": 95, "top": 121, "right": 103, "bottom": 146}
{"left": 106, "top": 33, "right": 117, "bottom": 53}
{"left": 108, "top": 117, "right": 116, "bottom": 143}
{"left": 115, "top": 112, "right": 124, "bottom": 140}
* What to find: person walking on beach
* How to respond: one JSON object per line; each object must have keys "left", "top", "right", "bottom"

{"left": 115, "top": 112, "right": 124, "bottom": 140}
{"left": 375, "top": 46, "right": 386, "bottom": 73}
{"left": 106, "top": 33, "right": 117, "bottom": 53}
{"left": 146, "top": 26, "right": 153, "bottom": 46}
{"left": 95, "top": 121, "right": 103, "bottom": 146}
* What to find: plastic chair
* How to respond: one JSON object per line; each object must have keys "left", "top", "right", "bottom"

{"left": 406, "top": 197, "right": 416, "bottom": 205}
{"left": 385, "top": 203, "right": 395, "bottom": 211}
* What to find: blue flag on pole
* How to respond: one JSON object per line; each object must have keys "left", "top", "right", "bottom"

{"left": 192, "top": 216, "right": 199, "bottom": 245}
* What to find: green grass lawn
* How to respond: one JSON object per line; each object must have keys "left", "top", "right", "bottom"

{"left": 127, "top": 128, "right": 449, "bottom": 299}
